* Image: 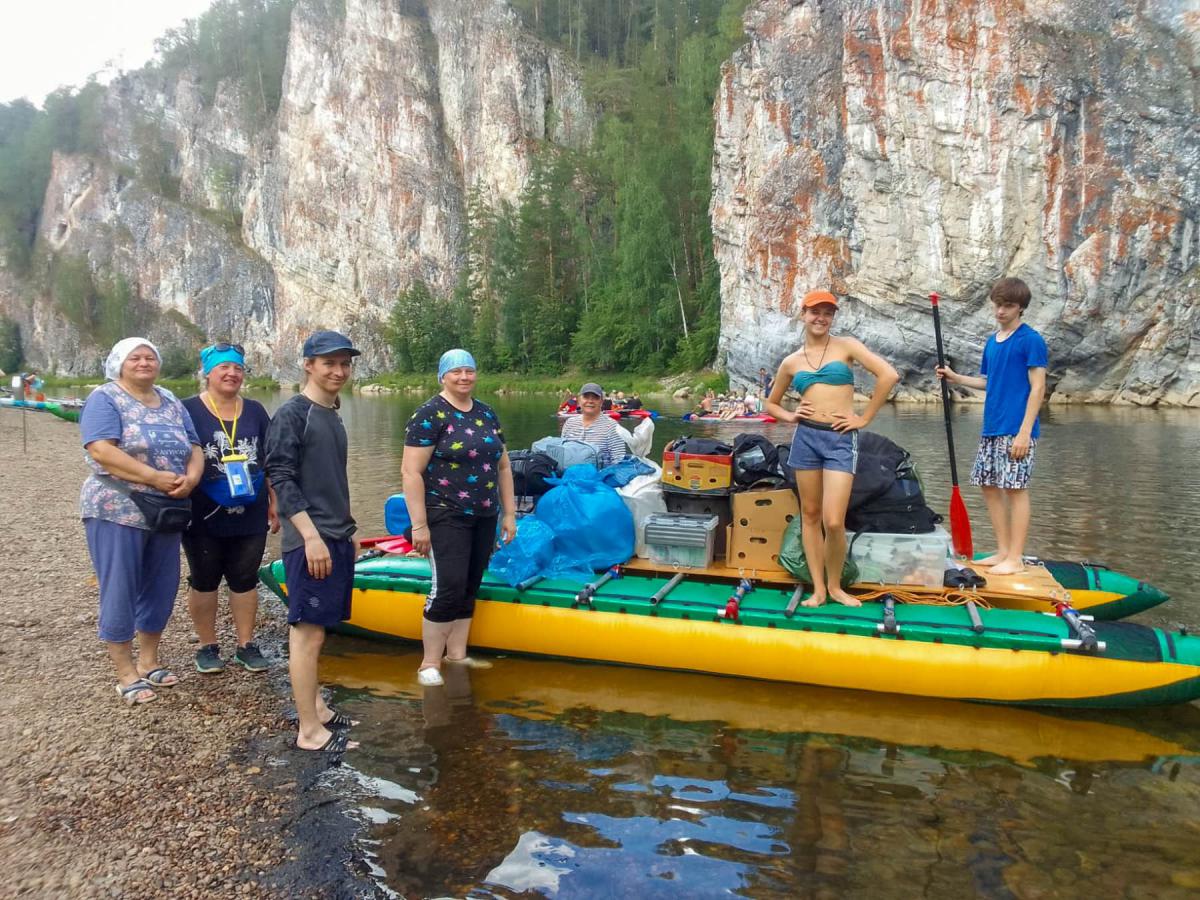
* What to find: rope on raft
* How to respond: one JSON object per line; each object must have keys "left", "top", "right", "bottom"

{"left": 854, "top": 588, "right": 995, "bottom": 609}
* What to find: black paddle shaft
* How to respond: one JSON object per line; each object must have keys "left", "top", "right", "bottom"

{"left": 931, "top": 295, "right": 962, "bottom": 486}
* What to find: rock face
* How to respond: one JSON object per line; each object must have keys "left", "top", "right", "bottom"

{"left": 244, "top": 0, "right": 591, "bottom": 375}
{"left": 713, "top": 0, "right": 1200, "bottom": 406}
{"left": 1, "top": 0, "right": 591, "bottom": 378}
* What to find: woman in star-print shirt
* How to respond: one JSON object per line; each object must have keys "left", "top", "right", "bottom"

{"left": 401, "top": 349, "right": 516, "bottom": 687}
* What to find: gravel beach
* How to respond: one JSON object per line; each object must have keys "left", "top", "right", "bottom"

{"left": 0, "top": 408, "right": 379, "bottom": 898}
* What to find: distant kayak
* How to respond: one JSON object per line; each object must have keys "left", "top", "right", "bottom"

{"left": 556, "top": 408, "right": 657, "bottom": 421}
{"left": 683, "top": 412, "right": 777, "bottom": 424}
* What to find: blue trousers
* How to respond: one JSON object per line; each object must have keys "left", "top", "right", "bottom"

{"left": 84, "top": 518, "right": 181, "bottom": 642}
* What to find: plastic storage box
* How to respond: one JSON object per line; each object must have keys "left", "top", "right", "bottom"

{"left": 644, "top": 513, "right": 720, "bottom": 569}
{"left": 848, "top": 526, "right": 953, "bottom": 587}
{"left": 664, "top": 492, "right": 732, "bottom": 556}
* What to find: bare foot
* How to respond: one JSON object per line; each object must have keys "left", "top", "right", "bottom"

{"left": 801, "top": 593, "right": 827, "bottom": 608}
{"left": 975, "top": 553, "right": 1006, "bottom": 567}
{"left": 987, "top": 559, "right": 1026, "bottom": 575}
{"left": 828, "top": 588, "right": 863, "bottom": 607}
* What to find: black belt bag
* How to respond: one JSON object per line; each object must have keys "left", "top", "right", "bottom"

{"left": 99, "top": 475, "right": 192, "bottom": 533}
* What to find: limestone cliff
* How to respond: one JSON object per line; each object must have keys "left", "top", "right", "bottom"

{"left": 712, "top": 0, "right": 1200, "bottom": 405}
{"left": 1, "top": 0, "right": 591, "bottom": 378}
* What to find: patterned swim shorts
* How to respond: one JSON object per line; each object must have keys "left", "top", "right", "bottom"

{"left": 970, "top": 435, "right": 1037, "bottom": 490}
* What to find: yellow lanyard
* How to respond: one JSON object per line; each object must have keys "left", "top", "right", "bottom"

{"left": 204, "top": 393, "right": 241, "bottom": 456}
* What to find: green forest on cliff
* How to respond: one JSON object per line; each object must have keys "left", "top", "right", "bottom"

{"left": 391, "top": 0, "right": 747, "bottom": 375}
{"left": 0, "top": 0, "right": 745, "bottom": 375}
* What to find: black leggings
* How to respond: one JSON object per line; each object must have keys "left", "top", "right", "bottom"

{"left": 423, "top": 507, "right": 497, "bottom": 623}
{"left": 182, "top": 529, "right": 268, "bottom": 593}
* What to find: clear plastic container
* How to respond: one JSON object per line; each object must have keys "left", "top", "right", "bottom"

{"left": 848, "top": 526, "right": 952, "bottom": 586}
{"left": 645, "top": 513, "right": 719, "bottom": 569}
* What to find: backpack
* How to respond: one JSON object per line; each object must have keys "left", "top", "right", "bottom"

{"left": 531, "top": 436, "right": 600, "bottom": 471}
{"left": 508, "top": 450, "right": 559, "bottom": 497}
{"left": 848, "top": 432, "right": 910, "bottom": 510}
{"left": 732, "top": 433, "right": 783, "bottom": 488}
{"left": 846, "top": 433, "right": 941, "bottom": 534}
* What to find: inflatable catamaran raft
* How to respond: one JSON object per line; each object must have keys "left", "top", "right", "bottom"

{"left": 260, "top": 554, "right": 1198, "bottom": 709}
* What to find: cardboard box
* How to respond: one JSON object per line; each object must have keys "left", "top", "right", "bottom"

{"left": 731, "top": 488, "right": 799, "bottom": 532}
{"left": 726, "top": 523, "right": 788, "bottom": 572}
{"left": 661, "top": 447, "right": 733, "bottom": 494}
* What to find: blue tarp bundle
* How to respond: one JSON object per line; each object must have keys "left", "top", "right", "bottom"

{"left": 489, "top": 464, "right": 635, "bottom": 586}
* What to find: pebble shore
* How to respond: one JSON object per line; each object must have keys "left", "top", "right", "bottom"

{"left": 0, "top": 408, "right": 379, "bottom": 898}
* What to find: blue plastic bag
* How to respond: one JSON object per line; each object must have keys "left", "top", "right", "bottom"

{"left": 489, "top": 517, "right": 558, "bottom": 586}
{"left": 535, "top": 466, "right": 635, "bottom": 572}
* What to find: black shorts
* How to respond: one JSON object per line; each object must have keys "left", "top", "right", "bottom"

{"left": 182, "top": 530, "right": 268, "bottom": 593}
{"left": 422, "top": 507, "right": 498, "bottom": 623}
{"left": 283, "top": 538, "right": 355, "bottom": 627}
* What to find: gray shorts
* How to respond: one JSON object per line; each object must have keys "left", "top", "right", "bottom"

{"left": 787, "top": 420, "right": 859, "bottom": 474}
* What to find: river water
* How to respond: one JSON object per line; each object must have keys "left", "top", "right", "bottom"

{"left": 268, "top": 390, "right": 1200, "bottom": 897}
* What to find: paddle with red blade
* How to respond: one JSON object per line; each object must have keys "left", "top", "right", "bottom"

{"left": 930, "top": 292, "right": 973, "bottom": 559}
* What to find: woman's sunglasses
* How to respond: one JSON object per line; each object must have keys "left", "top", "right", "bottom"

{"left": 212, "top": 341, "right": 245, "bottom": 354}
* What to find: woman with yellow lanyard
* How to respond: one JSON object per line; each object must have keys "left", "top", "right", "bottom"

{"left": 182, "top": 343, "right": 279, "bottom": 674}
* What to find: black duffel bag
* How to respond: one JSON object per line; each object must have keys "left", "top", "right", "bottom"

{"left": 508, "top": 450, "right": 559, "bottom": 497}
{"left": 732, "top": 433, "right": 783, "bottom": 488}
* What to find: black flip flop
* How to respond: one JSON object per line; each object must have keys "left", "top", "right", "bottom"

{"left": 943, "top": 569, "right": 971, "bottom": 589}
{"left": 322, "top": 709, "right": 356, "bottom": 730}
{"left": 293, "top": 730, "right": 351, "bottom": 753}
{"left": 964, "top": 569, "right": 988, "bottom": 589}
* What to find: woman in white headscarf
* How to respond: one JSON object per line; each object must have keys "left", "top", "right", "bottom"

{"left": 79, "top": 338, "right": 204, "bottom": 705}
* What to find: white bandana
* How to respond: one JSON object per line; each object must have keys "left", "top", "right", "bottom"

{"left": 104, "top": 337, "right": 161, "bottom": 381}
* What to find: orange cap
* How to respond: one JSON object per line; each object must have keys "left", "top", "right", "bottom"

{"left": 802, "top": 290, "right": 838, "bottom": 309}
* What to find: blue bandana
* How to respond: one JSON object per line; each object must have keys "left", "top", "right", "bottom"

{"left": 200, "top": 344, "right": 246, "bottom": 375}
{"left": 438, "top": 348, "right": 477, "bottom": 382}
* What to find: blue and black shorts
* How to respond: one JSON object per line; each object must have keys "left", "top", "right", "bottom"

{"left": 282, "top": 538, "right": 355, "bottom": 627}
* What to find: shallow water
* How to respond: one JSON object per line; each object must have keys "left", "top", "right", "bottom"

{"left": 263, "top": 391, "right": 1200, "bottom": 897}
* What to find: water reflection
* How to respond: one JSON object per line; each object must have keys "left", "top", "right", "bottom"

{"left": 321, "top": 645, "right": 1200, "bottom": 898}
{"left": 251, "top": 390, "right": 1200, "bottom": 895}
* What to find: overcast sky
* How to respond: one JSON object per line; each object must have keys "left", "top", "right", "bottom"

{"left": 0, "top": 0, "right": 216, "bottom": 106}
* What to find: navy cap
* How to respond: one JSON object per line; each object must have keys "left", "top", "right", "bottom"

{"left": 302, "top": 330, "right": 361, "bottom": 358}
{"left": 580, "top": 382, "right": 603, "bottom": 397}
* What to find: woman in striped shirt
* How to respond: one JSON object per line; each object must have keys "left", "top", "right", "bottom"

{"left": 559, "top": 382, "right": 629, "bottom": 468}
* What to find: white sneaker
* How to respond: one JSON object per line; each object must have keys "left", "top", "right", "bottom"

{"left": 444, "top": 656, "right": 493, "bottom": 669}
{"left": 417, "top": 667, "right": 444, "bottom": 686}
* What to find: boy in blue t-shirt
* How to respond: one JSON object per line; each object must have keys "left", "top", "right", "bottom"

{"left": 937, "top": 278, "right": 1048, "bottom": 575}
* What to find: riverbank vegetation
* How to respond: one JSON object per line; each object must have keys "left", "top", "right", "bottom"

{"left": 364, "top": 369, "right": 727, "bottom": 397}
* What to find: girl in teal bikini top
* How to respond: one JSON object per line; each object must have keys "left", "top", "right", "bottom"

{"left": 791, "top": 360, "right": 854, "bottom": 395}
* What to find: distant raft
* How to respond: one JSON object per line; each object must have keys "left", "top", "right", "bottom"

{"left": 260, "top": 556, "right": 1199, "bottom": 709}
{"left": 682, "top": 412, "right": 777, "bottom": 424}
{"left": 0, "top": 397, "right": 82, "bottom": 423}
{"left": 556, "top": 408, "right": 657, "bottom": 421}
